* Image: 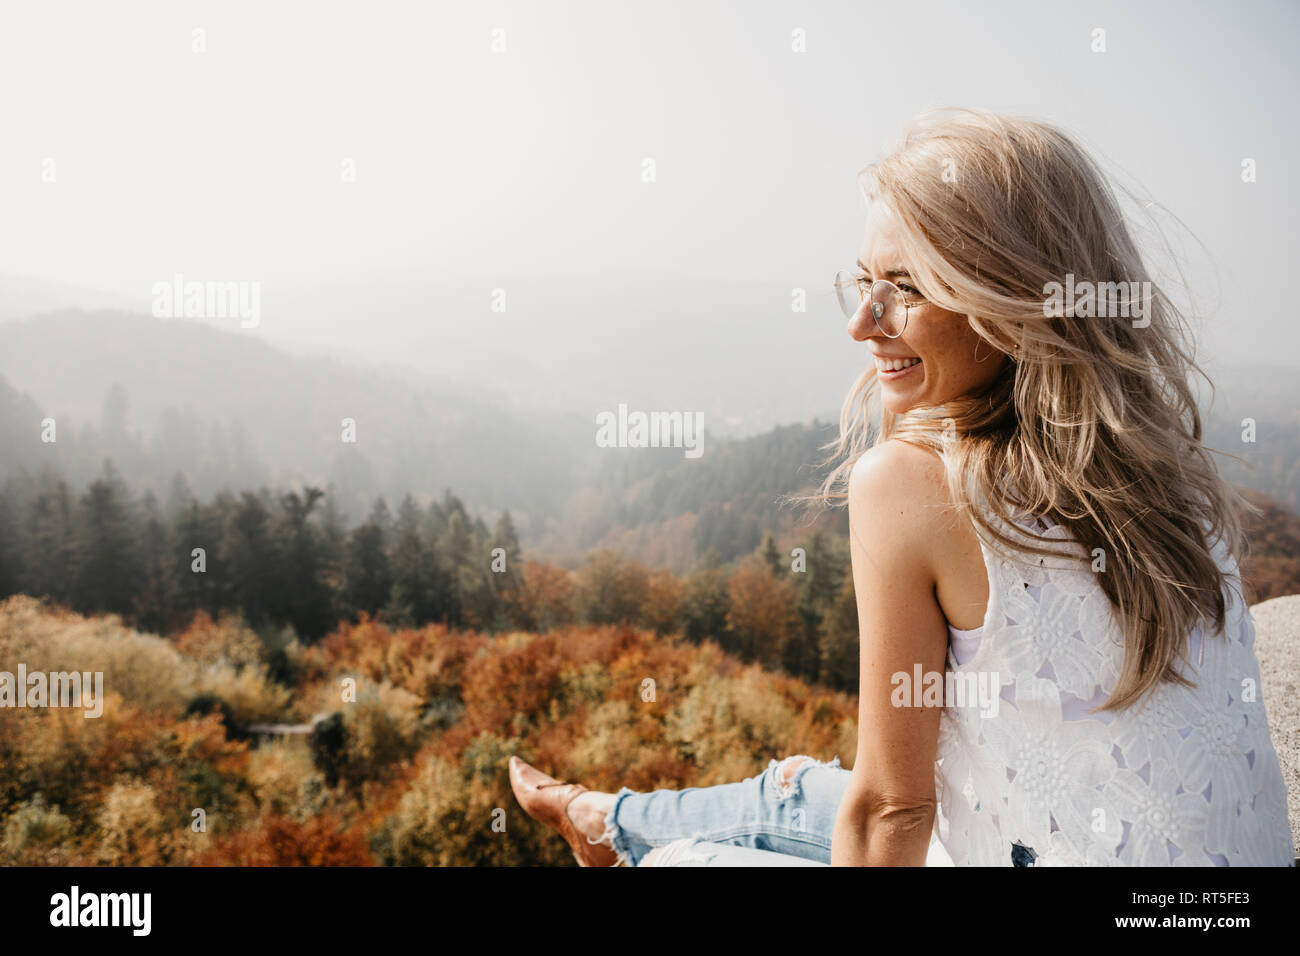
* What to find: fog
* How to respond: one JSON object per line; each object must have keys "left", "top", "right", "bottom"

{"left": 1, "top": 0, "right": 1297, "bottom": 435}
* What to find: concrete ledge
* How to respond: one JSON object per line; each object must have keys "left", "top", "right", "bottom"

{"left": 1250, "top": 594, "right": 1300, "bottom": 856}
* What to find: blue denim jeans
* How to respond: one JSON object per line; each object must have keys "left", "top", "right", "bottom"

{"left": 600, "top": 754, "right": 1037, "bottom": 867}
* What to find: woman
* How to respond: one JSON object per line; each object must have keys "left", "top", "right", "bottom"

{"left": 508, "top": 109, "right": 1295, "bottom": 867}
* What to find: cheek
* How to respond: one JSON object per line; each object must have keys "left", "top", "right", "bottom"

{"left": 916, "top": 317, "right": 993, "bottom": 388}
{"left": 913, "top": 315, "right": 972, "bottom": 366}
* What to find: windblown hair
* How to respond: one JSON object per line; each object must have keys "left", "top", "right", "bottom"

{"left": 814, "top": 108, "right": 1257, "bottom": 712}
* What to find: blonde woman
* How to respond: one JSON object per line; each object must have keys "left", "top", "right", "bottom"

{"left": 509, "top": 109, "right": 1295, "bottom": 867}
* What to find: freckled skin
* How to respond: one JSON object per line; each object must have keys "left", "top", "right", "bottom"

{"left": 848, "top": 203, "right": 1010, "bottom": 414}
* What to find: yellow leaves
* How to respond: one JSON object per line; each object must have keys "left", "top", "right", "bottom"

{"left": 0, "top": 595, "right": 191, "bottom": 714}
{"left": 169, "top": 611, "right": 265, "bottom": 670}
{"left": 2, "top": 794, "right": 72, "bottom": 865}
{"left": 2, "top": 593, "right": 861, "bottom": 865}
{"left": 95, "top": 780, "right": 164, "bottom": 866}
{"left": 194, "top": 662, "right": 292, "bottom": 726}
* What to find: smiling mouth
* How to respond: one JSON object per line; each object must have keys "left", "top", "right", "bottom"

{"left": 875, "top": 356, "right": 922, "bottom": 373}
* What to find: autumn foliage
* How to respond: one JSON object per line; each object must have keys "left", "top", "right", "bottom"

{"left": 0, "top": 592, "right": 857, "bottom": 867}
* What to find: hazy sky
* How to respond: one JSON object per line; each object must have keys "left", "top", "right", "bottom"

{"left": 2, "top": 0, "right": 1298, "bottom": 402}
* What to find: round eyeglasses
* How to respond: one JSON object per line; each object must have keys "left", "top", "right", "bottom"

{"left": 833, "top": 270, "right": 924, "bottom": 338}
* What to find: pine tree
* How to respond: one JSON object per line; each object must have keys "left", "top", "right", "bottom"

{"left": 818, "top": 574, "right": 860, "bottom": 691}
{"left": 277, "top": 487, "right": 335, "bottom": 641}
{"left": 222, "top": 490, "right": 279, "bottom": 627}
{"left": 488, "top": 510, "right": 524, "bottom": 628}
{"left": 386, "top": 494, "right": 445, "bottom": 627}
{"left": 134, "top": 491, "right": 173, "bottom": 633}
{"left": 342, "top": 501, "right": 392, "bottom": 620}
{"left": 791, "top": 532, "right": 846, "bottom": 681}
{"left": 679, "top": 550, "right": 731, "bottom": 646}
{"left": 71, "top": 461, "right": 141, "bottom": 617}
{"left": 760, "top": 532, "right": 783, "bottom": 577}
{"left": 20, "top": 470, "right": 77, "bottom": 606}
{"left": 0, "top": 480, "right": 20, "bottom": 598}
{"left": 441, "top": 507, "right": 473, "bottom": 626}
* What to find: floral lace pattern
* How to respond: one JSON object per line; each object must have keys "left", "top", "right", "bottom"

{"left": 934, "top": 510, "right": 1295, "bottom": 867}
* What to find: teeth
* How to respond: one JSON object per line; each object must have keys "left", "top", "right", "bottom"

{"left": 876, "top": 357, "right": 921, "bottom": 372}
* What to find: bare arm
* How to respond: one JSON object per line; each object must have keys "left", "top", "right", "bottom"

{"left": 830, "top": 441, "right": 951, "bottom": 866}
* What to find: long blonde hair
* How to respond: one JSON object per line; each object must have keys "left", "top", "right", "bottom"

{"left": 815, "top": 108, "right": 1257, "bottom": 712}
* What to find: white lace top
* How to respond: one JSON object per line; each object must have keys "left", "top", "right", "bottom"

{"left": 930, "top": 506, "right": 1295, "bottom": 867}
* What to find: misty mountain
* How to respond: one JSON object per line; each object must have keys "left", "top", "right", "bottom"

{"left": 0, "top": 273, "right": 145, "bottom": 324}
{"left": 142, "top": 273, "right": 868, "bottom": 439}
{"left": 0, "top": 309, "right": 1295, "bottom": 569}
{"left": 0, "top": 310, "right": 602, "bottom": 531}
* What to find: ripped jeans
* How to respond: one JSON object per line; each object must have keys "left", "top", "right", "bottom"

{"left": 600, "top": 754, "right": 845, "bottom": 867}
{"left": 600, "top": 754, "right": 1037, "bottom": 867}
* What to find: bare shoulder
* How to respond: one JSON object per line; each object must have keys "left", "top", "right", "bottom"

{"left": 848, "top": 439, "right": 951, "bottom": 515}
{"left": 848, "top": 439, "right": 954, "bottom": 573}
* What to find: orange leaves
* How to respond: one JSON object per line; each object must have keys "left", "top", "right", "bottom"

{"left": 726, "top": 556, "right": 801, "bottom": 669}
{"left": 459, "top": 632, "right": 564, "bottom": 736}
{"left": 305, "top": 616, "right": 478, "bottom": 702}
{"left": 513, "top": 560, "right": 577, "bottom": 632}
{"left": 2, "top": 587, "right": 861, "bottom": 866}
{"left": 192, "top": 814, "right": 374, "bottom": 866}
{"left": 643, "top": 569, "right": 686, "bottom": 636}
{"left": 169, "top": 610, "right": 263, "bottom": 670}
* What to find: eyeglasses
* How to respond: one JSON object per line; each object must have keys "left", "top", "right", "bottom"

{"left": 832, "top": 270, "right": 927, "bottom": 338}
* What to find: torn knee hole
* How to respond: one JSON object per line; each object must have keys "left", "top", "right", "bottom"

{"left": 780, "top": 757, "right": 814, "bottom": 786}
{"left": 774, "top": 755, "right": 816, "bottom": 799}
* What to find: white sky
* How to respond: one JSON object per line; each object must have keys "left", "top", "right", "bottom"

{"left": 1, "top": 0, "right": 1297, "bottom": 377}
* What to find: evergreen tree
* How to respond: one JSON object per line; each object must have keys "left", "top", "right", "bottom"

{"left": 134, "top": 491, "right": 173, "bottom": 633}
{"left": 277, "top": 487, "right": 335, "bottom": 641}
{"left": 171, "top": 493, "right": 228, "bottom": 620}
{"left": 385, "top": 494, "right": 446, "bottom": 627}
{"left": 679, "top": 549, "right": 730, "bottom": 645}
{"left": 222, "top": 490, "right": 278, "bottom": 627}
{"left": 488, "top": 510, "right": 524, "bottom": 628}
{"left": 760, "top": 532, "right": 783, "bottom": 577}
{"left": 791, "top": 532, "right": 846, "bottom": 680}
{"left": 342, "top": 499, "right": 392, "bottom": 619}
{"left": 20, "top": 471, "right": 77, "bottom": 606}
{"left": 819, "top": 574, "right": 860, "bottom": 691}
{"left": 317, "top": 487, "right": 348, "bottom": 603}
{"left": 0, "top": 481, "right": 21, "bottom": 598}
{"left": 71, "top": 461, "right": 140, "bottom": 616}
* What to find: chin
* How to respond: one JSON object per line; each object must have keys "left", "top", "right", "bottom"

{"left": 879, "top": 385, "right": 922, "bottom": 415}
{"left": 882, "top": 397, "right": 917, "bottom": 416}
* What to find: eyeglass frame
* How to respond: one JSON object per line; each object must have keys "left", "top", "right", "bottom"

{"left": 832, "top": 269, "right": 929, "bottom": 338}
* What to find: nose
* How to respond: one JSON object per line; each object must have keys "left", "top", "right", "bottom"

{"left": 846, "top": 299, "right": 880, "bottom": 342}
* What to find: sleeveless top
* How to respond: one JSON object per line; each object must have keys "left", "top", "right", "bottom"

{"left": 930, "top": 505, "right": 1295, "bottom": 867}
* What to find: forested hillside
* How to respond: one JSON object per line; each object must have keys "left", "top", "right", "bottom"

{"left": 0, "top": 597, "right": 858, "bottom": 866}
{"left": 0, "top": 462, "right": 1296, "bottom": 867}
{"left": 0, "top": 312, "right": 595, "bottom": 528}
{"left": 0, "top": 466, "right": 864, "bottom": 688}
{"left": 1, "top": 463, "right": 1296, "bottom": 693}
{"left": 2, "top": 313, "right": 1295, "bottom": 571}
